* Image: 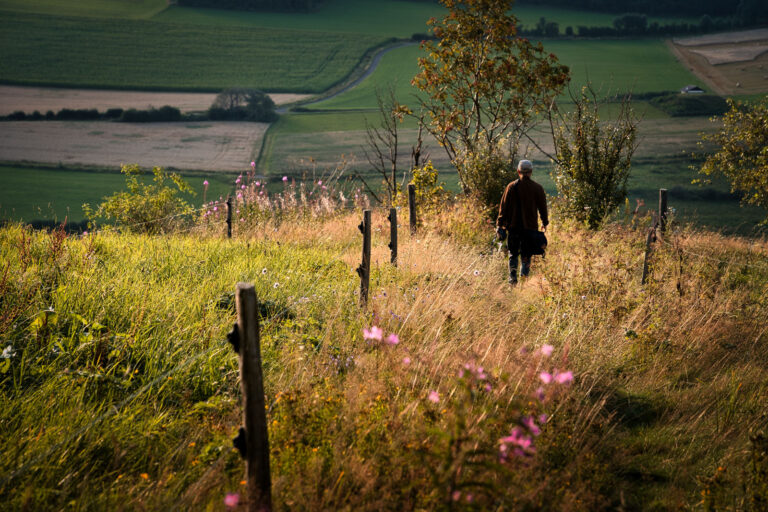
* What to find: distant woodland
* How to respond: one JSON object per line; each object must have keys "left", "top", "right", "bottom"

{"left": 175, "top": 0, "right": 325, "bottom": 12}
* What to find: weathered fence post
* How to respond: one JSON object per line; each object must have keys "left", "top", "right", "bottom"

{"left": 641, "top": 226, "right": 655, "bottom": 285}
{"left": 357, "top": 210, "right": 371, "bottom": 306}
{"left": 229, "top": 283, "right": 272, "bottom": 512}
{"left": 388, "top": 207, "right": 398, "bottom": 266}
{"left": 226, "top": 198, "right": 233, "bottom": 239}
{"left": 658, "top": 188, "right": 668, "bottom": 234}
{"left": 408, "top": 184, "right": 417, "bottom": 234}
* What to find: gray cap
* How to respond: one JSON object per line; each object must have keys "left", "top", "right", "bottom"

{"left": 518, "top": 159, "right": 533, "bottom": 172}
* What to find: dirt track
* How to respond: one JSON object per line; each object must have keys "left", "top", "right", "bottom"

{"left": 0, "top": 86, "right": 310, "bottom": 116}
{"left": 0, "top": 120, "right": 268, "bottom": 172}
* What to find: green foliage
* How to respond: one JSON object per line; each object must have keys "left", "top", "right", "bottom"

{"left": 650, "top": 93, "right": 729, "bottom": 117}
{"left": 83, "top": 164, "right": 195, "bottom": 233}
{"left": 176, "top": 0, "right": 323, "bottom": 11}
{"left": 453, "top": 136, "right": 518, "bottom": 214}
{"left": 551, "top": 87, "right": 638, "bottom": 229}
{"left": 412, "top": 0, "right": 569, "bottom": 192}
{"left": 396, "top": 161, "right": 449, "bottom": 215}
{"left": 696, "top": 97, "right": 768, "bottom": 222}
{"left": 208, "top": 88, "right": 278, "bottom": 122}
{"left": 0, "top": 11, "right": 381, "bottom": 92}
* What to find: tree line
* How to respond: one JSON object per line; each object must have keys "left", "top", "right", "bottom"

{"left": 175, "top": 0, "right": 324, "bottom": 12}
{"left": 521, "top": 0, "right": 766, "bottom": 19}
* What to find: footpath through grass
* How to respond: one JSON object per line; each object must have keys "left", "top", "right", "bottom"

{"left": 1, "top": 205, "right": 767, "bottom": 510}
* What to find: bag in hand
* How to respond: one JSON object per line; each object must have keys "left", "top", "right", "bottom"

{"left": 522, "top": 229, "right": 547, "bottom": 256}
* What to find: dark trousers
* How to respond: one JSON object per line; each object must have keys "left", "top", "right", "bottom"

{"left": 507, "top": 231, "right": 531, "bottom": 282}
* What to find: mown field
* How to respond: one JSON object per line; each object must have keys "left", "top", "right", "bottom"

{"left": 1, "top": 199, "right": 767, "bottom": 510}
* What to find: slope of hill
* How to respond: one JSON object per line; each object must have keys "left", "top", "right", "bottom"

{"left": 1, "top": 200, "right": 767, "bottom": 510}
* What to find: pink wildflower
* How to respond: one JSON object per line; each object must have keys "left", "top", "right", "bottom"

{"left": 540, "top": 344, "right": 554, "bottom": 357}
{"left": 254, "top": 181, "right": 260, "bottom": 187}
{"left": 385, "top": 333, "right": 400, "bottom": 345}
{"left": 224, "top": 493, "right": 240, "bottom": 508}
{"left": 363, "top": 326, "right": 383, "bottom": 342}
{"left": 427, "top": 390, "right": 439, "bottom": 403}
{"left": 250, "top": 161, "right": 255, "bottom": 168}
{"left": 539, "top": 371, "right": 553, "bottom": 384}
{"left": 522, "top": 415, "right": 541, "bottom": 436}
{"left": 403, "top": 356, "right": 411, "bottom": 365}
{"left": 452, "top": 491, "right": 461, "bottom": 502}
{"left": 539, "top": 414, "right": 548, "bottom": 424}
{"left": 317, "top": 180, "right": 322, "bottom": 186}
{"left": 282, "top": 176, "right": 288, "bottom": 182}
{"left": 241, "top": 185, "right": 246, "bottom": 190}
{"left": 203, "top": 180, "right": 209, "bottom": 187}
{"left": 554, "top": 371, "right": 574, "bottom": 384}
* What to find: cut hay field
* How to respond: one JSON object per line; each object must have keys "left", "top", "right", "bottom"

{"left": 670, "top": 29, "right": 768, "bottom": 96}
{"left": 0, "top": 11, "right": 382, "bottom": 93}
{"left": 0, "top": 121, "right": 267, "bottom": 172}
{"left": 0, "top": 86, "right": 310, "bottom": 116}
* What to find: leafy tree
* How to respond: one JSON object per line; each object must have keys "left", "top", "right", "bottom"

{"left": 411, "top": 0, "right": 569, "bottom": 196}
{"left": 83, "top": 164, "right": 194, "bottom": 234}
{"left": 696, "top": 97, "right": 768, "bottom": 221}
{"left": 550, "top": 87, "right": 639, "bottom": 229}
{"left": 208, "top": 88, "right": 277, "bottom": 122}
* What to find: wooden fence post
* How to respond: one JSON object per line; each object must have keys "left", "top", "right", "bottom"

{"left": 388, "top": 207, "right": 398, "bottom": 266}
{"left": 230, "top": 283, "right": 272, "bottom": 512}
{"left": 641, "top": 226, "right": 655, "bottom": 285}
{"left": 658, "top": 188, "right": 668, "bottom": 234}
{"left": 227, "top": 198, "right": 233, "bottom": 239}
{"left": 408, "top": 184, "right": 417, "bottom": 234}
{"left": 356, "top": 210, "right": 371, "bottom": 306}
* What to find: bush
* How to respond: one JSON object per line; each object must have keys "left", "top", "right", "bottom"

{"left": 105, "top": 108, "right": 124, "bottom": 119}
{"left": 8, "top": 111, "right": 26, "bottom": 120}
{"left": 454, "top": 137, "right": 518, "bottom": 216}
{"left": 551, "top": 87, "right": 638, "bottom": 229}
{"left": 650, "top": 93, "right": 729, "bottom": 117}
{"left": 120, "top": 106, "right": 181, "bottom": 123}
{"left": 83, "top": 164, "right": 195, "bottom": 233}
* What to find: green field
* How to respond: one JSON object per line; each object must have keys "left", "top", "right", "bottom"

{"left": 311, "top": 39, "right": 700, "bottom": 110}
{"left": 0, "top": 11, "right": 382, "bottom": 92}
{"left": 0, "top": 0, "right": 166, "bottom": 18}
{"left": 0, "top": 166, "right": 237, "bottom": 224}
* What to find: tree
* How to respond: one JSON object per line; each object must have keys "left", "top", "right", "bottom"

{"left": 696, "top": 97, "right": 768, "bottom": 221}
{"left": 362, "top": 87, "right": 410, "bottom": 205}
{"left": 549, "top": 86, "right": 639, "bottom": 229}
{"left": 208, "top": 88, "right": 277, "bottom": 122}
{"left": 411, "top": 0, "right": 569, "bottom": 196}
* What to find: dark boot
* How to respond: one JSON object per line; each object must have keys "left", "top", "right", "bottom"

{"left": 521, "top": 256, "right": 531, "bottom": 278}
{"left": 508, "top": 254, "right": 519, "bottom": 284}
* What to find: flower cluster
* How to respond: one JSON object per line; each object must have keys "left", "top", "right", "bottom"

{"left": 499, "top": 414, "right": 547, "bottom": 460}
{"left": 459, "top": 362, "right": 492, "bottom": 392}
{"left": 363, "top": 325, "right": 399, "bottom": 346}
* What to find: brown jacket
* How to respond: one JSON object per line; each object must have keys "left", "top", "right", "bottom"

{"left": 497, "top": 176, "right": 548, "bottom": 231}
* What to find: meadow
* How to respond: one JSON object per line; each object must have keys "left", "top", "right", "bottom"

{"left": 1, "top": 190, "right": 767, "bottom": 510}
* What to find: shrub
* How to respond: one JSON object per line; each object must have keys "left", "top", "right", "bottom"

{"left": 453, "top": 137, "right": 518, "bottom": 216}
{"left": 650, "top": 93, "right": 728, "bottom": 117}
{"left": 208, "top": 88, "right": 277, "bottom": 122}
{"left": 8, "top": 111, "right": 26, "bottom": 120}
{"left": 83, "top": 164, "right": 195, "bottom": 233}
{"left": 105, "top": 108, "right": 124, "bottom": 119}
{"left": 551, "top": 87, "right": 638, "bottom": 229}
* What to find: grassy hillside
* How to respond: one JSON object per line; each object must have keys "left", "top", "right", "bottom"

{"left": 0, "top": 11, "right": 382, "bottom": 92}
{"left": 1, "top": 200, "right": 767, "bottom": 510}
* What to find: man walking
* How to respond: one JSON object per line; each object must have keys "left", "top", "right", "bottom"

{"left": 496, "top": 159, "right": 549, "bottom": 284}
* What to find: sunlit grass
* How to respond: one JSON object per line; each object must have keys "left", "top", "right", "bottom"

{"left": 1, "top": 200, "right": 767, "bottom": 509}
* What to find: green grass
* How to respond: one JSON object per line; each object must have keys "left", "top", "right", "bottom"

{"left": 310, "top": 39, "right": 700, "bottom": 110}
{"left": 0, "top": 11, "right": 382, "bottom": 92}
{"left": 1, "top": 202, "right": 767, "bottom": 509}
{"left": 155, "top": 0, "right": 446, "bottom": 37}
{"left": 0, "top": 166, "right": 236, "bottom": 224}
{"left": 0, "top": 0, "right": 167, "bottom": 18}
